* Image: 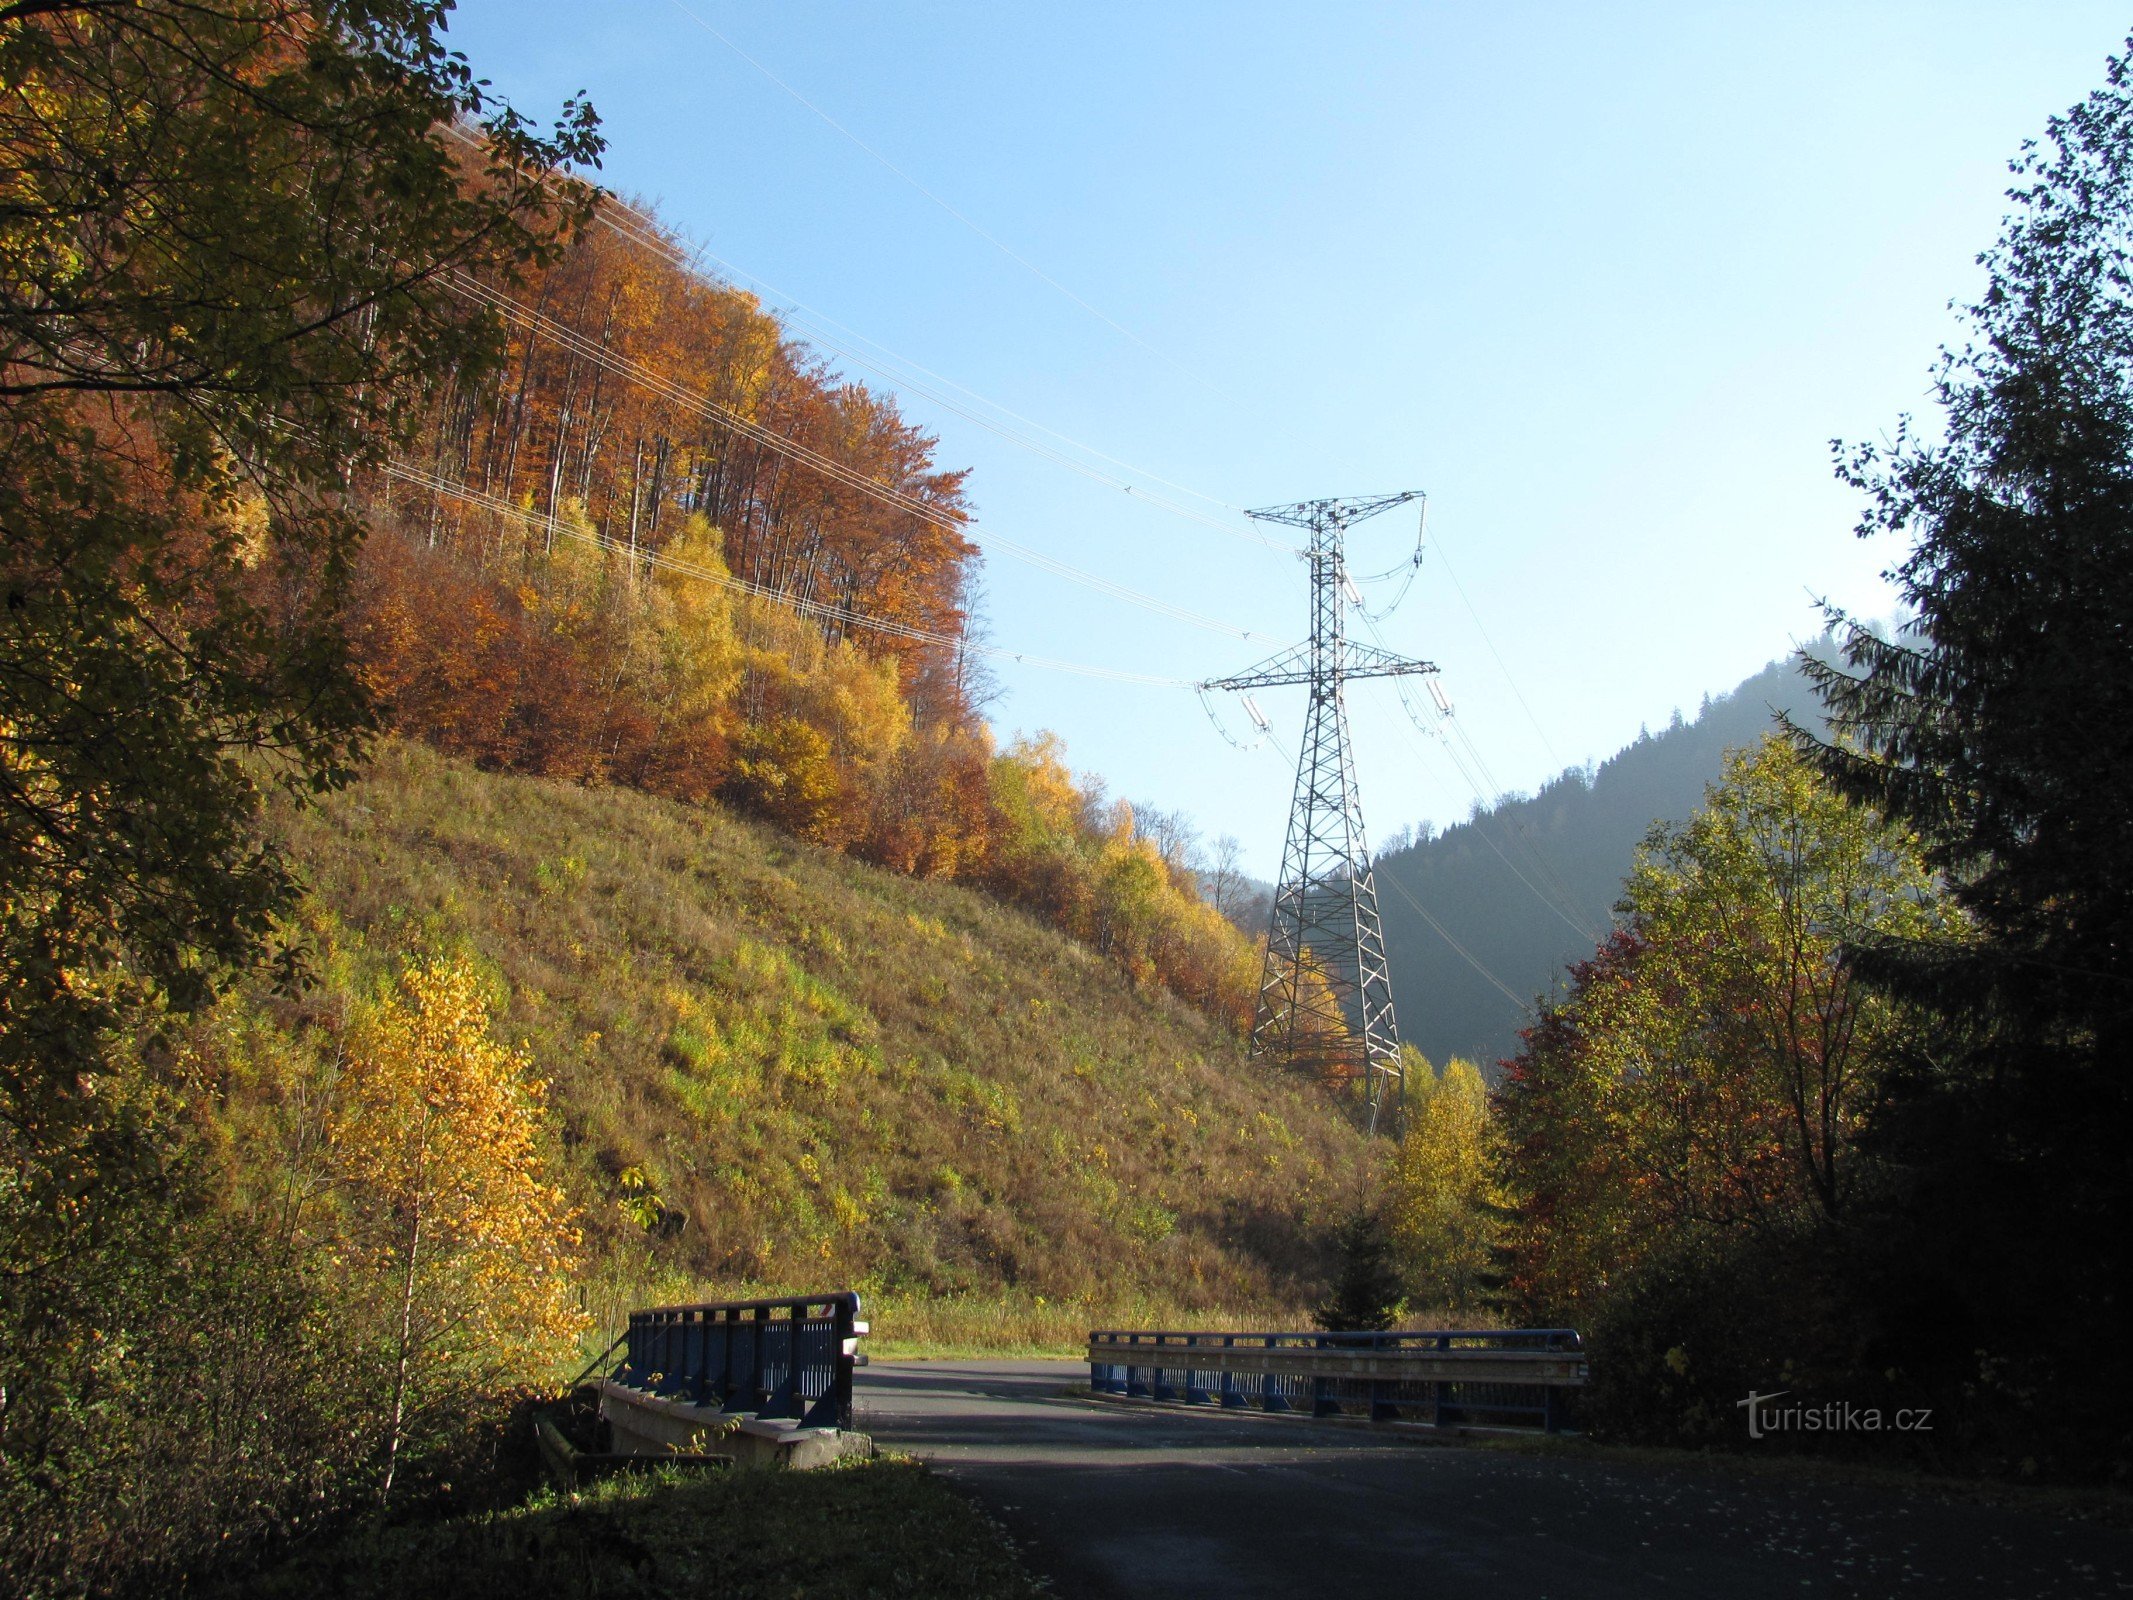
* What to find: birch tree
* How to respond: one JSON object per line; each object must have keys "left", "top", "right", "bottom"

{"left": 330, "top": 956, "right": 587, "bottom": 1502}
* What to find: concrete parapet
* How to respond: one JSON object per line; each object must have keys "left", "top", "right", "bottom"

{"left": 597, "top": 1380, "right": 871, "bottom": 1469}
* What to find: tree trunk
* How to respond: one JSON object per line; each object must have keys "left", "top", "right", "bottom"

{"left": 380, "top": 1170, "right": 425, "bottom": 1506}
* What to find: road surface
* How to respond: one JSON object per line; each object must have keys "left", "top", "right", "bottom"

{"left": 856, "top": 1358, "right": 2133, "bottom": 1599}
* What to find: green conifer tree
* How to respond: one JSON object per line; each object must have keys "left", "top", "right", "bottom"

{"left": 1312, "top": 1209, "right": 1408, "bottom": 1333}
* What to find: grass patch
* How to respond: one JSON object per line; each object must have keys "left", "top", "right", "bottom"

{"left": 862, "top": 1290, "right": 1306, "bottom": 1358}
{"left": 218, "top": 1457, "right": 1044, "bottom": 1599}
{"left": 229, "top": 740, "right": 1377, "bottom": 1320}
{"left": 856, "top": 1292, "right": 1501, "bottom": 1359}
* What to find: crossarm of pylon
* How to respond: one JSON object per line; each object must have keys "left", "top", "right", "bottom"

{"left": 1245, "top": 490, "right": 1424, "bottom": 530}
{"left": 1200, "top": 641, "right": 1313, "bottom": 691}
{"left": 1342, "top": 643, "right": 1439, "bottom": 680}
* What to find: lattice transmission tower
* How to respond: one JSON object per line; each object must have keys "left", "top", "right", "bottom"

{"left": 1203, "top": 493, "right": 1436, "bottom": 1133}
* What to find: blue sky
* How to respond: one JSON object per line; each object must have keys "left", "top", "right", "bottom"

{"left": 444, "top": 1, "right": 2129, "bottom": 875}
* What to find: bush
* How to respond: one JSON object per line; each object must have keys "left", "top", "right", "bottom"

{"left": 0, "top": 1098, "right": 364, "bottom": 1598}
{"left": 1578, "top": 1229, "right": 1928, "bottom": 1460}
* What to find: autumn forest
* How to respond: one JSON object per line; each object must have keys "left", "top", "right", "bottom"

{"left": 359, "top": 189, "right": 1257, "bottom": 1016}
{"left": 5, "top": 4, "right": 2133, "bottom": 1597}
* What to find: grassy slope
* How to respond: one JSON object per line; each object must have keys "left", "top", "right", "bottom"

{"left": 269, "top": 740, "right": 1371, "bottom": 1343}
{"left": 219, "top": 1459, "right": 1043, "bottom": 1600}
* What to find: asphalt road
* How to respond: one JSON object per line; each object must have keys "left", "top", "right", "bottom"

{"left": 856, "top": 1359, "right": 2133, "bottom": 1600}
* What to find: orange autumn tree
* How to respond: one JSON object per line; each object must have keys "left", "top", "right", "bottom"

{"left": 329, "top": 956, "right": 588, "bottom": 1502}
{"left": 354, "top": 179, "right": 1264, "bottom": 1029}
{"left": 1496, "top": 738, "right": 1952, "bottom": 1322}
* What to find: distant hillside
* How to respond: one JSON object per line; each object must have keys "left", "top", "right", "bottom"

{"left": 257, "top": 741, "right": 1370, "bottom": 1327}
{"left": 1374, "top": 654, "right": 1820, "bottom": 1071}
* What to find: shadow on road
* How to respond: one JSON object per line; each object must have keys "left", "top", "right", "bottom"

{"left": 859, "top": 1359, "right": 2133, "bottom": 1600}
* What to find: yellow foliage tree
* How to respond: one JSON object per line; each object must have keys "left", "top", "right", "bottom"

{"left": 1389, "top": 1052, "right": 1505, "bottom": 1319}
{"left": 639, "top": 514, "right": 744, "bottom": 758}
{"left": 729, "top": 714, "right": 844, "bottom": 840}
{"left": 329, "top": 957, "right": 588, "bottom": 1501}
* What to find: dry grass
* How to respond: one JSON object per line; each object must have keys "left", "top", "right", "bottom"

{"left": 859, "top": 1290, "right": 1307, "bottom": 1358}
{"left": 853, "top": 1295, "right": 1503, "bottom": 1357}
{"left": 217, "top": 1456, "right": 1045, "bottom": 1599}
{"left": 234, "top": 740, "right": 1380, "bottom": 1333}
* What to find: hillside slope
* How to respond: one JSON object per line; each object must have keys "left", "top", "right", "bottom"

{"left": 1377, "top": 655, "right": 1820, "bottom": 1069}
{"left": 259, "top": 741, "right": 1371, "bottom": 1324}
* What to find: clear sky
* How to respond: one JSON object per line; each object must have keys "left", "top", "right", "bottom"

{"left": 442, "top": 1, "right": 2129, "bottom": 876}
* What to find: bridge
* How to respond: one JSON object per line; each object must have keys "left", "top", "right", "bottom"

{"left": 543, "top": 1292, "right": 873, "bottom": 1477}
{"left": 564, "top": 1297, "right": 2133, "bottom": 1597}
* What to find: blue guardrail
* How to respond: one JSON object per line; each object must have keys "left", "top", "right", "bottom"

{"left": 612, "top": 1291, "right": 861, "bottom": 1431}
{"left": 1087, "top": 1327, "right": 1586, "bottom": 1433}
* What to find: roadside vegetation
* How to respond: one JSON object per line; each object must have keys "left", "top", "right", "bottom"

{"left": 8, "top": 728, "right": 1361, "bottom": 1593}
{"left": 216, "top": 1458, "right": 1044, "bottom": 1600}
{"left": 1382, "top": 55, "right": 2133, "bottom": 1485}
{"left": 249, "top": 738, "right": 1368, "bottom": 1317}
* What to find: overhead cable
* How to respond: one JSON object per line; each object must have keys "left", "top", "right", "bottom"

{"left": 1369, "top": 678, "right": 1603, "bottom": 946}
{"left": 442, "top": 270, "right": 1277, "bottom": 644}
{"left": 1353, "top": 603, "right": 1598, "bottom": 940}
{"left": 1195, "top": 682, "right": 1278, "bottom": 754}
{"left": 662, "top": 0, "right": 1227, "bottom": 400}
{"left": 434, "top": 121, "right": 1277, "bottom": 551}
{"left": 1425, "top": 515, "right": 1569, "bottom": 772}
{"left": 1349, "top": 502, "right": 1426, "bottom": 620}
{"left": 381, "top": 458, "right": 1189, "bottom": 686}
{"left": 1375, "top": 869, "right": 1534, "bottom": 1016}
{"left": 588, "top": 206, "right": 1285, "bottom": 550}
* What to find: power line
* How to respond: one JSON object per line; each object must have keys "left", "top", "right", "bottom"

{"left": 1440, "top": 713, "right": 1594, "bottom": 923}
{"left": 381, "top": 457, "right": 1191, "bottom": 686}
{"left": 588, "top": 205, "right": 1285, "bottom": 550}
{"left": 445, "top": 268, "right": 1253, "bottom": 635}
{"left": 434, "top": 122, "right": 1278, "bottom": 551}
{"left": 1356, "top": 606, "right": 1602, "bottom": 944}
{"left": 1397, "top": 649, "right": 1591, "bottom": 924}
{"left": 1424, "top": 513, "right": 1568, "bottom": 773}
{"left": 442, "top": 270, "right": 1278, "bottom": 644}
{"left": 1194, "top": 681, "right": 1290, "bottom": 758}
{"left": 1376, "top": 869, "right": 1533, "bottom": 1016}
{"left": 1367, "top": 678, "right": 1603, "bottom": 947}
{"left": 663, "top": 0, "right": 1226, "bottom": 400}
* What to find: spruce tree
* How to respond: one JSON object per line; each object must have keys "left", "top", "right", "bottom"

{"left": 1797, "top": 41, "right": 2133, "bottom": 1468}
{"left": 1313, "top": 1209, "right": 1409, "bottom": 1333}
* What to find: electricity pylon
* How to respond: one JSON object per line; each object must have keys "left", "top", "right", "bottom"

{"left": 1204, "top": 493, "right": 1436, "bottom": 1133}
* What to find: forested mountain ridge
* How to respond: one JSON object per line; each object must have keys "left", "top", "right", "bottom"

{"left": 1376, "top": 654, "right": 1820, "bottom": 1069}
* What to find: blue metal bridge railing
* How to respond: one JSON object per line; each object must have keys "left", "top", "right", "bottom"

{"left": 610, "top": 1292, "right": 864, "bottom": 1432}
{"left": 1087, "top": 1327, "right": 1586, "bottom": 1433}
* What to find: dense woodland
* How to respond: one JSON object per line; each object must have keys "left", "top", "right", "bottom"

{"left": 4, "top": 4, "right": 2133, "bottom": 1596}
